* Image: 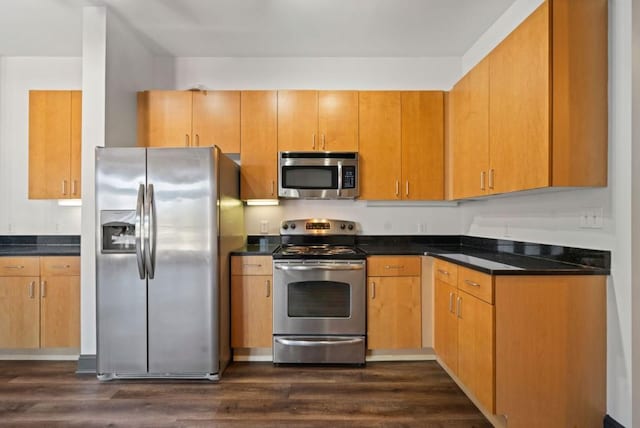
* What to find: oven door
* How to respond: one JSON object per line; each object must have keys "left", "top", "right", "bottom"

{"left": 273, "top": 260, "right": 366, "bottom": 335}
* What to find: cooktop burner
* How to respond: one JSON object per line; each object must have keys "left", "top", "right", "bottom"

{"left": 274, "top": 219, "right": 366, "bottom": 260}
{"left": 279, "top": 244, "right": 361, "bottom": 256}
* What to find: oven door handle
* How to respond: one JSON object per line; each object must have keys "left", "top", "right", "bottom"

{"left": 275, "top": 337, "right": 363, "bottom": 347}
{"left": 274, "top": 264, "right": 364, "bottom": 271}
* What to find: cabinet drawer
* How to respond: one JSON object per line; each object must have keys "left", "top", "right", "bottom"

{"left": 367, "top": 256, "right": 421, "bottom": 277}
{"left": 433, "top": 259, "right": 458, "bottom": 286}
{"left": 0, "top": 257, "right": 40, "bottom": 277}
{"left": 40, "top": 257, "right": 80, "bottom": 276}
{"left": 231, "top": 256, "right": 273, "bottom": 275}
{"left": 458, "top": 266, "right": 493, "bottom": 304}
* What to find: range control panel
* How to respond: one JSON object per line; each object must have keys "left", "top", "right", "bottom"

{"left": 280, "top": 219, "right": 357, "bottom": 235}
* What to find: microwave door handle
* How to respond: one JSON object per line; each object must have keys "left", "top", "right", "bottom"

{"left": 337, "top": 161, "right": 343, "bottom": 197}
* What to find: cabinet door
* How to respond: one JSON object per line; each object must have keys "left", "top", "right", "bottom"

{"left": 231, "top": 275, "right": 273, "bottom": 348}
{"left": 70, "top": 91, "right": 82, "bottom": 198}
{"left": 240, "top": 91, "right": 278, "bottom": 200}
{"left": 457, "top": 290, "right": 495, "bottom": 413}
{"left": 450, "top": 58, "right": 490, "bottom": 199}
{"left": 367, "top": 276, "right": 421, "bottom": 350}
{"left": 29, "top": 91, "right": 72, "bottom": 199}
{"left": 0, "top": 277, "right": 40, "bottom": 348}
{"left": 40, "top": 275, "right": 80, "bottom": 348}
{"left": 401, "top": 91, "right": 444, "bottom": 200}
{"left": 489, "top": 2, "right": 550, "bottom": 194}
{"left": 277, "top": 91, "right": 318, "bottom": 152}
{"left": 139, "top": 91, "right": 193, "bottom": 147}
{"left": 318, "top": 91, "right": 358, "bottom": 151}
{"left": 434, "top": 279, "right": 458, "bottom": 373}
{"left": 192, "top": 90, "right": 240, "bottom": 153}
{"left": 358, "top": 92, "right": 402, "bottom": 200}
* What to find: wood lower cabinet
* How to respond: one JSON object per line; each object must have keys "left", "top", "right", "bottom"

{"left": 0, "top": 256, "right": 79, "bottom": 349}
{"left": 367, "top": 256, "right": 421, "bottom": 350}
{"left": 240, "top": 91, "right": 278, "bottom": 200}
{"left": 231, "top": 256, "right": 273, "bottom": 348}
{"left": 29, "top": 90, "right": 82, "bottom": 199}
{"left": 434, "top": 279, "right": 458, "bottom": 373}
{"left": 138, "top": 90, "right": 241, "bottom": 153}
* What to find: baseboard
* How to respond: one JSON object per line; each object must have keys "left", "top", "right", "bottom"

{"left": 0, "top": 348, "right": 79, "bottom": 361}
{"left": 604, "top": 415, "right": 625, "bottom": 428}
{"left": 76, "top": 354, "right": 97, "bottom": 374}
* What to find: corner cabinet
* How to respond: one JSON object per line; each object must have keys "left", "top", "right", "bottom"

{"left": 0, "top": 256, "right": 80, "bottom": 349}
{"left": 230, "top": 256, "right": 273, "bottom": 348}
{"left": 277, "top": 90, "right": 359, "bottom": 152}
{"left": 449, "top": 0, "right": 607, "bottom": 198}
{"left": 367, "top": 256, "right": 422, "bottom": 349}
{"left": 359, "top": 91, "right": 444, "bottom": 200}
{"left": 240, "top": 91, "right": 278, "bottom": 200}
{"left": 137, "top": 90, "right": 240, "bottom": 153}
{"left": 29, "top": 90, "right": 82, "bottom": 199}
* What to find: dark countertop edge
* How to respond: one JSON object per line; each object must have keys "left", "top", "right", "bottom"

{"left": 0, "top": 249, "right": 81, "bottom": 257}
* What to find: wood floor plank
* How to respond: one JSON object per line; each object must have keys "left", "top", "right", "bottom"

{"left": 0, "top": 360, "right": 490, "bottom": 427}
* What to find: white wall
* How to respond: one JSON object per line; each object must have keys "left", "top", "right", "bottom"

{"left": 0, "top": 57, "right": 82, "bottom": 235}
{"left": 460, "top": 0, "right": 633, "bottom": 425}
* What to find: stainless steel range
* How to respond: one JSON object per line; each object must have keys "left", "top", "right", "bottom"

{"left": 272, "top": 218, "right": 366, "bottom": 365}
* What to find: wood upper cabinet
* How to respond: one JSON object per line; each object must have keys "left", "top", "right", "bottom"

{"left": 359, "top": 91, "right": 444, "bottom": 200}
{"left": 367, "top": 256, "right": 421, "bottom": 350}
{"left": 29, "top": 90, "right": 82, "bottom": 199}
{"left": 231, "top": 256, "right": 273, "bottom": 348}
{"left": 449, "top": 0, "right": 607, "bottom": 198}
{"left": 401, "top": 91, "right": 444, "bottom": 200}
{"left": 240, "top": 91, "right": 278, "bottom": 200}
{"left": 138, "top": 90, "right": 241, "bottom": 153}
{"left": 39, "top": 257, "right": 80, "bottom": 348}
{"left": 450, "top": 58, "right": 490, "bottom": 199}
{"left": 278, "top": 90, "right": 358, "bottom": 152}
{"left": 359, "top": 91, "right": 402, "bottom": 200}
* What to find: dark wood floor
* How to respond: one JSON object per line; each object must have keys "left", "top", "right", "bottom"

{"left": 0, "top": 360, "right": 490, "bottom": 427}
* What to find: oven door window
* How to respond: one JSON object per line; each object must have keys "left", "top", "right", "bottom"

{"left": 288, "top": 281, "right": 350, "bottom": 318}
{"left": 281, "top": 166, "right": 338, "bottom": 189}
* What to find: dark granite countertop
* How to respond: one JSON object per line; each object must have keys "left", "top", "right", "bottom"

{"left": 0, "top": 235, "right": 80, "bottom": 257}
{"left": 231, "top": 236, "right": 281, "bottom": 256}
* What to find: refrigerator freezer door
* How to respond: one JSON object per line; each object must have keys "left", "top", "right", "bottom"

{"left": 96, "top": 148, "right": 148, "bottom": 375}
{"left": 146, "top": 148, "right": 218, "bottom": 375}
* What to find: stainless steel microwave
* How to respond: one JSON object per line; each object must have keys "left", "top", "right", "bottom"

{"left": 278, "top": 152, "right": 359, "bottom": 199}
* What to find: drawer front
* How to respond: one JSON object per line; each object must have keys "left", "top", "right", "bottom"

{"left": 458, "top": 266, "right": 493, "bottom": 304}
{"left": 0, "top": 257, "right": 40, "bottom": 277}
{"left": 433, "top": 259, "right": 458, "bottom": 286}
{"left": 41, "top": 257, "right": 80, "bottom": 276}
{"left": 367, "top": 256, "right": 421, "bottom": 277}
{"left": 231, "top": 256, "right": 273, "bottom": 276}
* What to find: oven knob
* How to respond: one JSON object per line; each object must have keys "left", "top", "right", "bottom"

{"left": 348, "top": 224, "right": 354, "bottom": 230}
{"left": 340, "top": 223, "right": 346, "bottom": 230}
{"left": 282, "top": 223, "right": 288, "bottom": 230}
{"left": 290, "top": 223, "right": 296, "bottom": 230}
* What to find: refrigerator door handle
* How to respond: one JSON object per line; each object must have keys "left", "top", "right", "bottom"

{"left": 135, "top": 183, "right": 146, "bottom": 279}
{"left": 145, "top": 183, "right": 156, "bottom": 279}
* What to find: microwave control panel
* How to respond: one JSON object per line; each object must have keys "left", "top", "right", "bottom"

{"left": 342, "top": 166, "right": 356, "bottom": 189}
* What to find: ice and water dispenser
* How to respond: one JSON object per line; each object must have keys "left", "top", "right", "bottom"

{"left": 100, "top": 211, "right": 137, "bottom": 253}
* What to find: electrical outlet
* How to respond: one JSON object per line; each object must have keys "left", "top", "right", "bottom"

{"left": 580, "top": 208, "right": 604, "bottom": 229}
{"left": 259, "top": 220, "right": 269, "bottom": 234}
{"left": 417, "top": 222, "right": 427, "bottom": 233}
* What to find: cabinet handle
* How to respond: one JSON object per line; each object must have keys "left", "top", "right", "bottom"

{"left": 71, "top": 180, "right": 76, "bottom": 196}
{"left": 41, "top": 280, "right": 46, "bottom": 298}
{"left": 371, "top": 282, "right": 376, "bottom": 299}
{"left": 405, "top": 181, "right": 409, "bottom": 197}
{"left": 61, "top": 180, "right": 67, "bottom": 196}
{"left": 29, "top": 281, "right": 35, "bottom": 299}
{"left": 480, "top": 171, "right": 486, "bottom": 191}
{"left": 489, "top": 169, "right": 495, "bottom": 190}
{"left": 3, "top": 265, "right": 25, "bottom": 270}
{"left": 271, "top": 180, "right": 275, "bottom": 196}
{"left": 464, "top": 279, "right": 481, "bottom": 288}
{"left": 395, "top": 180, "right": 399, "bottom": 196}
{"left": 457, "top": 296, "right": 462, "bottom": 318}
{"left": 312, "top": 134, "right": 316, "bottom": 150}
{"left": 265, "top": 279, "right": 270, "bottom": 298}
{"left": 51, "top": 264, "right": 71, "bottom": 269}
{"left": 437, "top": 268, "right": 449, "bottom": 276}
{"left": 321, "top": 134, "right": 326, "bottom": 150}
{"left": 186, "top": 134, "right": 190, "bottom": 147}
{"left": 448, "top": 292, "right": 454, "bottom": 313}
{"left": 195, "top": 134, "right": 200, "bottom": 147}
{"left": 384, "top": 265, "right": 404, "bottom": 270}
{"left": 243, "top": 263, "right": 262, "bottom": 267}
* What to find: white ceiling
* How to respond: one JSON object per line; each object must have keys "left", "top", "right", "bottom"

{"left": 0, "top": 0, "right": 517, "bottom": 57}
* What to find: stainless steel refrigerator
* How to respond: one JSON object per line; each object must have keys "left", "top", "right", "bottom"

{"left": 95, "top": 146, "right": 244, "bottom": 380}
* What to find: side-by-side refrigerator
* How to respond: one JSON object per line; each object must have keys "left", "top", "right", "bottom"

{"left": 95, "top": 146, "right": 244, "bottom": 380}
